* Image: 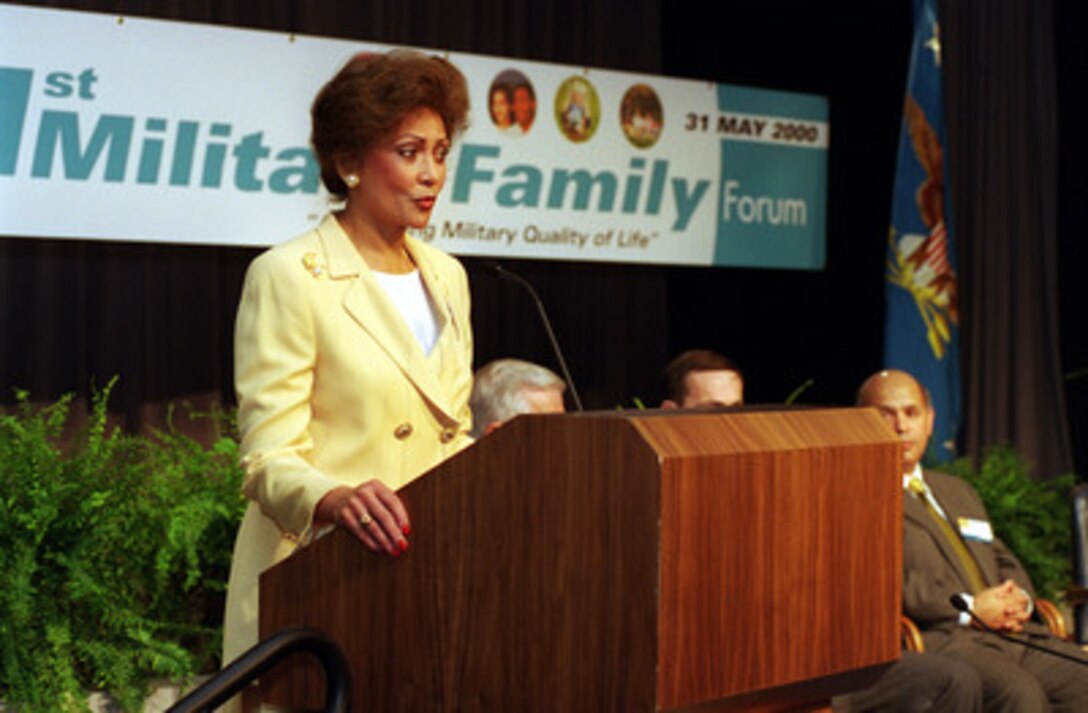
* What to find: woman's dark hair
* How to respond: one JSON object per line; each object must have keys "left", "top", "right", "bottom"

{"left": 311, "top": 49, "right": 470, "bottom": 198}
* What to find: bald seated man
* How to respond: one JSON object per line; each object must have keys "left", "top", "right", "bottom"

{"left": 469, "top": 358, "right": 565, "bottom": 437}
{"left": 660, "top": 349, "right": 744, "bottom": 408}
{"left": 856, "top": 369, "right": 1088, "bottom": 712}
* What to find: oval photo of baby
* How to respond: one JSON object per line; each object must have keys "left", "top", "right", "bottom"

{"left": 554, "top": 76, "right": 600, "bottom": 143}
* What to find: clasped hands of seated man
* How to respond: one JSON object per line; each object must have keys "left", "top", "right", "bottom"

{"left": 972, "top": 579, "right": 1033, "bottom": 633}
{"left": 314, "top": 481, "right": 411, "bottom": 557}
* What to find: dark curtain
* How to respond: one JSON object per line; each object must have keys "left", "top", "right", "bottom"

{"left": 8, "top": 0, "right": 662, "bottom": 65}
{"left": 1055, "top": 0, "right": 1088, "bottom": 480}
{"left": 0, "top": 237, "right": 246, "bottom": 424}
{"left": 942, "top": 0, "right": 1074, "bottom": 477}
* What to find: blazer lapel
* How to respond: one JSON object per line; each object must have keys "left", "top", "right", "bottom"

{"left": 318, "top": 216, "right": 456, "bottom": 422}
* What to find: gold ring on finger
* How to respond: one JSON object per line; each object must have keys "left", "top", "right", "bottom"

{"left": 359, "top": 511, "right": 373, "bottom": 527}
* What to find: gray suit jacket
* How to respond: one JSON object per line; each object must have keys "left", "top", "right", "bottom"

{"left": 903, "top": 469, "right": 1045, "bottom": 655}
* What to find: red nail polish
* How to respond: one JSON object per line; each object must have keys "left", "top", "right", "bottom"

{"left": 402, "top": 523, "right": 411, "bottom": 536}
{"left": 399, "top": 538, "right": 409, "bottom": 554}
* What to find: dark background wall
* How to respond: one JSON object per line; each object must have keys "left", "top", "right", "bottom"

{"left": 1054, "top": 0, "right": 1088, "bottom": 479}
{"left": 1, "top": 0, "right": 1084, "bottom": 477}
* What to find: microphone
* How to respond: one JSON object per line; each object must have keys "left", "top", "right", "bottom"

{"left": 948, "top": 594, "right": 1088, "bottom": 666}
{"left": 480, "top": 261, "right": 584, "bottom": 411}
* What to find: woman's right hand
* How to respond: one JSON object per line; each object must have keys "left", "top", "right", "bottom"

{"left": 314, "top": 481, "right": 411, "bottom": 556}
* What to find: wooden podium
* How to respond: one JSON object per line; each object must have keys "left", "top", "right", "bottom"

{"left": 260, "top": 407, "right": 902, "bottom": 711}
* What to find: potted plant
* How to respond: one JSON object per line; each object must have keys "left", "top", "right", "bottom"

{"left": 0, "top": 379, "right": 245, "bottom": 711}
{"left": 941, "top": 446, "right": 1077, "bottom": 602}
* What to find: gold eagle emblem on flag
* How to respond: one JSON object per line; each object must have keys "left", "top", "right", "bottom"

{"left": 887, "top": 95, "right": 958, "bottom": 359}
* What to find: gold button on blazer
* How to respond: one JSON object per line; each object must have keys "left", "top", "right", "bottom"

{"left": 222, "top": 214, "right": 474, "bottom": 662}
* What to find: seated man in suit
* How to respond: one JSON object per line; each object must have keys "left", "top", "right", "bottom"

{"left": 858, "top": 369, "right": 1088, "bottom": 711}
{"left": 469, "top": 358, "right": 565, "bottom": 437}
{"left": 660, "top": 349, "right": 744, "bottom": 408}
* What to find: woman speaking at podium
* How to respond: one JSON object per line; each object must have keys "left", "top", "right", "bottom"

{"left": 222, "top": 50, "right": 475, "bottom": 664}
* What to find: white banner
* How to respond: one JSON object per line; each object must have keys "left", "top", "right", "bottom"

{"left": 0, "top": 5, "right": 829, "bottom": 268}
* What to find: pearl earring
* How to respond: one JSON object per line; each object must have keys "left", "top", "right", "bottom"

{"left": 344, "top": 173, "right": 360, "bottom": 188}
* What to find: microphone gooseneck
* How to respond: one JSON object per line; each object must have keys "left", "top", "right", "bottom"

{"left": 482, "top": 261, "right": 584, "bottom": 411}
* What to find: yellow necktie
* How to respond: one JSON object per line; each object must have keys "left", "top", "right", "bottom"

{"left": 908, "top": 477, "right": 987, "bottom": 594}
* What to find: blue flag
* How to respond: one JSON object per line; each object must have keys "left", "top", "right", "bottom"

{"left": 884, "top": 0, "right": 961, "bottom": 462}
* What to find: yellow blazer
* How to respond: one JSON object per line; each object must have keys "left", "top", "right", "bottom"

{"left": 222, "top": 213, "right": 474, "bottom": 662}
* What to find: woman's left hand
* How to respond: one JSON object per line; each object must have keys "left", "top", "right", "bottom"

{"left": 315, "top": 480, "right": 411, "bottom": 556}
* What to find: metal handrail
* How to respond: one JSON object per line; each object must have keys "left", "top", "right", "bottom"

{"left": 168, "top": 626, "right": 350, "bottom": 713}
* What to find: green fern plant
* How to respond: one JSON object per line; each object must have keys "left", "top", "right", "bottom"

{"left": 941, "top": 446, "right": 1076, "bottom": 602}
{"left": 0, "top": 379, "right": 245, "bottom": 710}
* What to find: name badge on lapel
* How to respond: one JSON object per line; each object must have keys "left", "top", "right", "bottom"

{"left": 957, "top": 517, "right": 994, "bottom": 542}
